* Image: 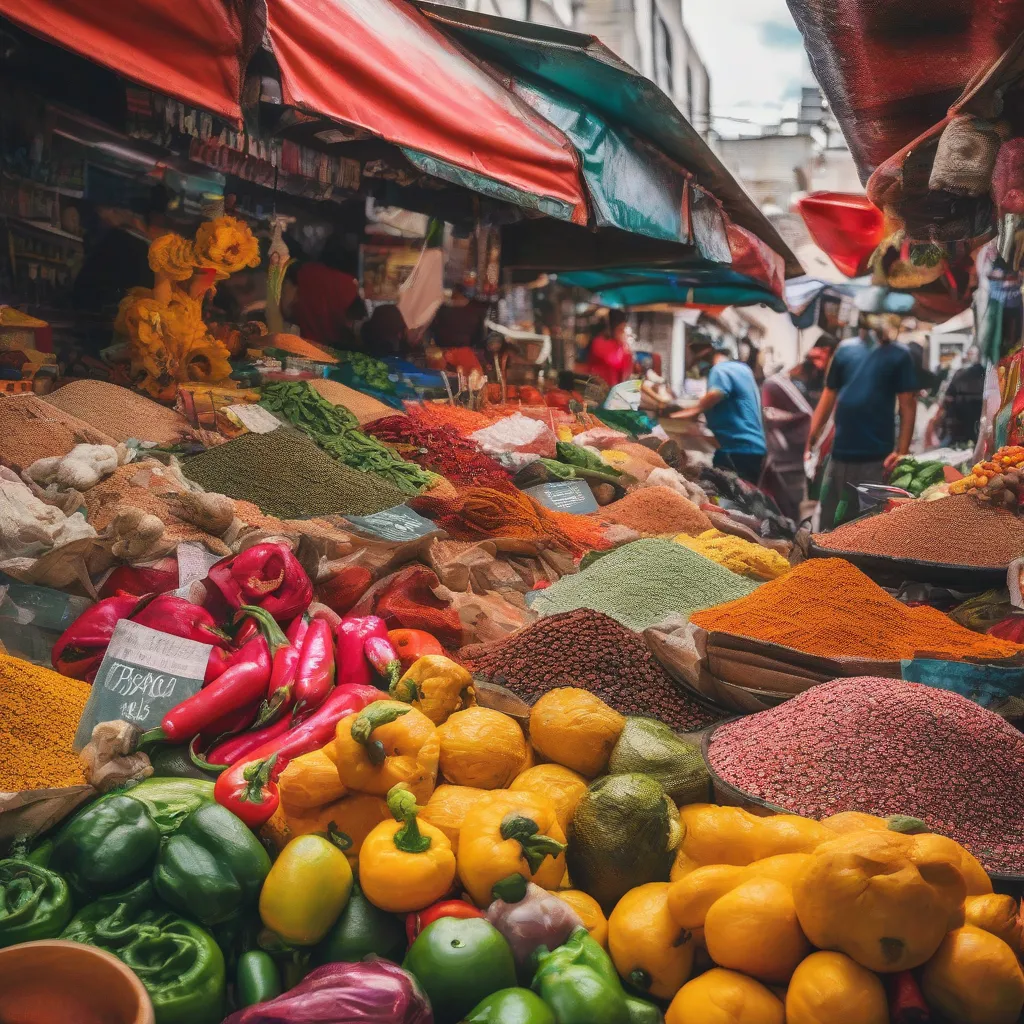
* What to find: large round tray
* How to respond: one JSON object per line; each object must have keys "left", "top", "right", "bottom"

{"left": 806, "top": 541, "right": 1008, "bottom": 589}
{"left": 699, "top": 721, "right": 1024, "bottom": 890}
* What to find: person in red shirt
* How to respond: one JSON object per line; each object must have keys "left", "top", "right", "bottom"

{"left": 585, "top": 310, "right": 633, "bottom": 387}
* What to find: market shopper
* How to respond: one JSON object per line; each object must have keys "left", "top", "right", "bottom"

{"left": 584, "top": 310, "right": 633, "bottom": 388}
{"left": 807, "top": 315, "right": 917, "bottom": 530}
{"left": 671, "top": 341, "right": 767, "bottom": 485}
{"left": 926, "top": 346, "right": 986, "bottom": 447}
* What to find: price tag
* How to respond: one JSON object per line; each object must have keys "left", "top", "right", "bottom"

{"left": 73, "top": 620, "right": 211, "bottom": 750}
{"left": 344, "top": 504, "right": 440, "bottom": 542}
{"left": 525, "top": 480, "right": 598, "bottom": 515}
{"left": 225, "top": 404, "right": 282, "bottom": 433}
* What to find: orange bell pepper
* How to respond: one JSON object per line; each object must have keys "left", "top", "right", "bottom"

{"left": 389, "top": 629, "right": 445, "bottom": 671}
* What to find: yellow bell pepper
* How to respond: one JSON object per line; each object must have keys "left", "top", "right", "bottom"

{"left": 419, "top": 784, "right": 488, "bottom": 853}
{"left": 964, "top": 894, "right": 1022, "bottom": 951}
{"left": 510, "top": 764, "right": 588, "bottom": 833}
{"left": 391, "top": 654, "right": 475, "bottom": 725}
{"left": 261, "top": 793, "right": 389, "bottom": 861}
{"left": 334, "top": 700, "right": 439, "bottom": 804}
{"left": 278, "top": 745, "right": 347, "bottom": 811}
{"left": 609, "top": 882, "right": 694, "bottom": 1000}
{"left": 359, "top": 784, "right": 456, "bottom": 913}
{"left": 554, "top": 889, "right": 608, "bottom": 947}
{"left": 458, "top": 790, "right": 566, "bottom": 907}
{"left": 793, "top": 830, "right": 967, "bottom": 972}
{"left": 259, "top": 833, "right": 353, "bottom": 945}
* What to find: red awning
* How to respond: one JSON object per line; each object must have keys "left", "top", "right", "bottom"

{"left": 797, "top": 192, "right": 884, "bottom": 278}
{"left": 0, "top": 0, "right": 243, "bottom": 120}
{"left": 264, "top": 0, "right": 587, "bottom": 224}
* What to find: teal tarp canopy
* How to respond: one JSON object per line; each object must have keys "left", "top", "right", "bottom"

{"left": 416, "top": 1, "right": 800, "bottom": 280}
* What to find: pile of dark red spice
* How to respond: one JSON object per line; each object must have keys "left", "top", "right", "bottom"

{"left": 708, "top": 677, "right": 1024, "bottom": 875}
{"left": 364, "top": 415, "right": 512, "bottom": 490}
{"left": 460, "top": 608, "right": 722, "bottom": 732}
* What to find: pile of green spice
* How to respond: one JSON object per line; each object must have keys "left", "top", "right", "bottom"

{"left": 531, "top": 538, "right": 757, "bottom": 631}
{"left": 260, "top": 381, "right": 433, "bottom": 495}
{"left": 182, "top": 428, "right": 408, "bottom": 518}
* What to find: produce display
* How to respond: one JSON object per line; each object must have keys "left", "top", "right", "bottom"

{"left": 887, "top": 454, "right": 949, "bottom": 496}
{"left": 6, "top": 343, "right": 1024, "bottom": 1024}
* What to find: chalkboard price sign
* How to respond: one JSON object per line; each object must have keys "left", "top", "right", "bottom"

{"left": 524, "top": 480, "right": 599, "bottom": 515}
{"left": 73, "top": 619, "right": 211, "bottom": 750}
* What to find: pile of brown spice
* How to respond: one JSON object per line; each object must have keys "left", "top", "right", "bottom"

{"left": 690, "top": 557, "right": 1023, "bottom": 661}
{"left": 594, "top": 486, "right": 712, "bottom": 536}
{"left": 708, "top": 677, "right": 1024, "bottom": 875}
{"left": 814, "top": 493, "right": 1024, "bottom": 567}
{"left": 461, "top": 608, "right": 722, "bottom": 731}
{"left": 43, "top": 380, "right": 190, "bottom": 444}
{"left": 0, "top": 653, "right": 89, "bottom": 790}
{"left": 0, "top": 395, "right": 116, "bottom": 472}
{"left": 309, "top": 379, "right": 403, "bottom": 426}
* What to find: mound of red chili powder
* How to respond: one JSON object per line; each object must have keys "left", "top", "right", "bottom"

{"left": 708, "top": 677, "right": 1024, "bottom": 876}
{"left": 460, "top": 608, "right": 722, "bottom": 732}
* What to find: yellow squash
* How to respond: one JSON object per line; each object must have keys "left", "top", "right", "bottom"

{"left": 528, "top": 687, "right": 624, "bottom": 777}
{"left": 965, "top": 894, "right": 1022, "bottom": 951}
{"left": 264, "top": 792, "right": 390, "bottom": 863}
{"left": 510, "top": 764, "right": 588, "bottom": 833}
{"left": 259, "top": 833, "right": 353, "bottom": 945}
{"left": 458, "top": 790, "right": 566, "bottom": 907}
{"left": 608, "top": 882, "right": 694, "bottom": 1000}
{"left": 792, "top": 830, "right": 967, "bottom": 972}
{"left": 436, "top": 706, "right": 530, "bottom": 789}
{"left": 703, "top": 877, "right": 810, "bottom": 984}
{"left": 921, "top": 925, "right": 1024, "bottom": 1024}
{"left": 820, "top": 811, "right": 927, "bottom": 835}
{"left": 277, "top": 745, "right": 347, "bottom": 811}
{"left": 391, "top": 654, "right": 475, "bottom": 724}
{"left": 913, "top": 832, "right": 992, "bottom": 896}
{"left": 418, "top": 784, "right": 488, "bottom": 853}
{"left": 665, "top": 968, "right": 784, "bottom": 1024}
{"left": 334, "top": 700, "right": 439, "bottom": 803}
{"left": 554, "top": 889, "right": 608, "bottom": 947}
{"left": 785, "top": 951, "right": 888, "bottom": 1024}
{"left": 358, "top": 785, "right": 456, "bottom": 914}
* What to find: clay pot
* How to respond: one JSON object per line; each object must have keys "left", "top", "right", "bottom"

{"left": 0, "top": 939, "right": 154, "bottom": 1024}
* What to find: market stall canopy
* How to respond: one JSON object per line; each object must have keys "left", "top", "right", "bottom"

{"left": 796, "top": 192, "right": 884, "bottom": 278}
{"left": 787, "top": 0, "right": 1024, "bottom": 182}
{"left": 261, "top": 0, "right": 588, "bottom": 225}
{"left": 0, "top": 0, "right": 244, "bottom": 120}
{"left": 414, "top": 1, "right": 801, "bottom": 280}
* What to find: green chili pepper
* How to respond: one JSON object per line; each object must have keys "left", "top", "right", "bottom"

{"left": 0, "top": 858, "right": 73, "bottom": 948}
{"left": 62, "top": 879, "right": 225, "bottom": 1024}
{"left": 236, "top": 950, "right": 282, "bottom": 1008}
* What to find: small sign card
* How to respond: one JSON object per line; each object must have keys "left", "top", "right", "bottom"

{"left": 173, "top": 542, "right": 224, "bottom": 603}
{"left": 344, "top": 504, "right": 440, "bottom": 542}
{"left": 73, "top": 619, "right": 211, "bottom": 750}
{"left": 224, "top": 403, "right": 282, "bottom": 434}
{"left": 525, "top": 479, "right": 598, "bottom": 515}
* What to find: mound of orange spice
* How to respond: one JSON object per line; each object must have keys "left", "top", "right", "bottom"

{"left": 690, "top": 557, "right": 1024, "bottom": 662}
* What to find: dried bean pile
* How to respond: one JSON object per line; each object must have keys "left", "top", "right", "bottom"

{"left": 531, "top": 538, "right": 756, "bottom": 631}
{"left": 182, "top": 428, "right": 408, "bottom": 518}
{"left": 461, "top": 608, "right": 722, "bottom": 731}
{"left": 43, "top": 379, "right": 190, "bottom": 444}
{"left": 0, "top": 395, "right": 116, "bottom": 472}
{"left": 691, "top": 557, "right": 1022, "bottom": 661}
{"left": 595, "top": 486, "right": 713, "bottom": 536}
{"left": 814, "top": 493, "right": 1024, "bottom": 567}
{"left": 708, "top": 677, "right": 1024, "bottom": 875}
{"left": 308, "top": 379, "right": 401, "bottom": 426}
{"left": 364, "top": 415, "right": 512, "bottom": 490}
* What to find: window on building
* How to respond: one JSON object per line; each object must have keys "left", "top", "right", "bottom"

{"left": 654, "top": 12, "right": 673, "bottom": 94}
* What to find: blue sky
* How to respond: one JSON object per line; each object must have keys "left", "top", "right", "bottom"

{"left": 683, "top": 0, "right": 814, "bottom": 136}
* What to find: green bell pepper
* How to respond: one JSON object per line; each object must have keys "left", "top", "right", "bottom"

{"left": 62, "top": 879, "right": 225, "bottom": 1024}
{"left": 312, "top": 882, "right": 406, "bottom": 966}
{"left": 236, "top": 950, "right": 282, "bottom": 1008}
{"left": 0, "top": 858, "right": 73, "bottom": 948}
{"left": 100, "top": 777, "right": 216, "bottom": 834}
{"left": 533, "top": 927, "right": 619, "bottom": 985}
{"left": 464, "top": 987, "right": 556, "bottom": 1024}
{"left": 625, "top": 995, "right": 665, "bottom": 1024}
{"left": 51, "top": 794, "right": 161, "bottom": 894}
{"left": 152, "top": 803, "right": 271, "bottom": 926}
{"left": 532, "top": 929, "right": 633, "bottom": 1024}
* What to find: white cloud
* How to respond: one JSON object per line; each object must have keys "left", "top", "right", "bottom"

{"left": 683, "top": 0, "right": 814, "bottom": 136}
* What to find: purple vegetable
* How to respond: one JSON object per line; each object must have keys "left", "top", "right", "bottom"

{"left": 486, "top": 882, "right": 583, "bottom": 970}
{"left": 223, "top": 960, "right": 433, "bottom": 1024}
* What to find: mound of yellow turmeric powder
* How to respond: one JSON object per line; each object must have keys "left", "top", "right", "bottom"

{"left": 0, "top": 653, "right": 89, "bottom": 790}
{"left": 673, "top": 529, "right": 791, "bottom": 581}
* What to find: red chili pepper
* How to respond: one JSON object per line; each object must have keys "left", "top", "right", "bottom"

{"left": 308, "top": 601, "right": 342, "bottom": 631}
{"left": 232, "top": 616, "right": 261, "bottom": 648}
{"left": 888, "top": 970, "right": 931, "bottom": 1023}
{"left": 201, "top": 699, "right": 260, "bottom": 745}
{"left": 98, "top": 561, "right": 179, "bottom": 600}
{"left": 336, "top": 615, "right": 388, "bottom": 688}
{"left": 131, "top": 594, "right": 231, "bottom": 648}
{"left": 293, "top": 618, "right": 336, "bottom": 716}
{"left": 205, "top": 648, "right": 232, "bottom": 685}
{"left": 52, "top": 594, "right": 145, "bottom": 681}
{"left": 207, "top": 542, "right": 313, "bottom": 621}
{"left": 405, "top": 899, "right": 484, "bottom": 945}
{"left": 205, "top": 713, "right": 293, "bottom": 767}
{"left": 214, "top": 752, "right": 281, "bottom": 827}
{"left": 364, "top": 635, "right": 401, "bottom": 691}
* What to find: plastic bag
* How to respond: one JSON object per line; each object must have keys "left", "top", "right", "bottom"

{"left": 486, "top": 883, "right": 582, "bottom": 970}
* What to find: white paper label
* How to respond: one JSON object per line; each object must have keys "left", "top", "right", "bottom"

{"left": 225, "top": 404, "right": 282, "bottom": 433}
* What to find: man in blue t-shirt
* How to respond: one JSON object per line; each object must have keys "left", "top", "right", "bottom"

{"left": 672, "top": 341, "right": 767, "bottom": 484}
{"left": 806, "top": 316, "right": 918, "bottom": 530}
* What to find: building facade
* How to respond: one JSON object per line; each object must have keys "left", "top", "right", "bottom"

{"left": 439, "top": 0, "right": 576, "bottom": 30}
